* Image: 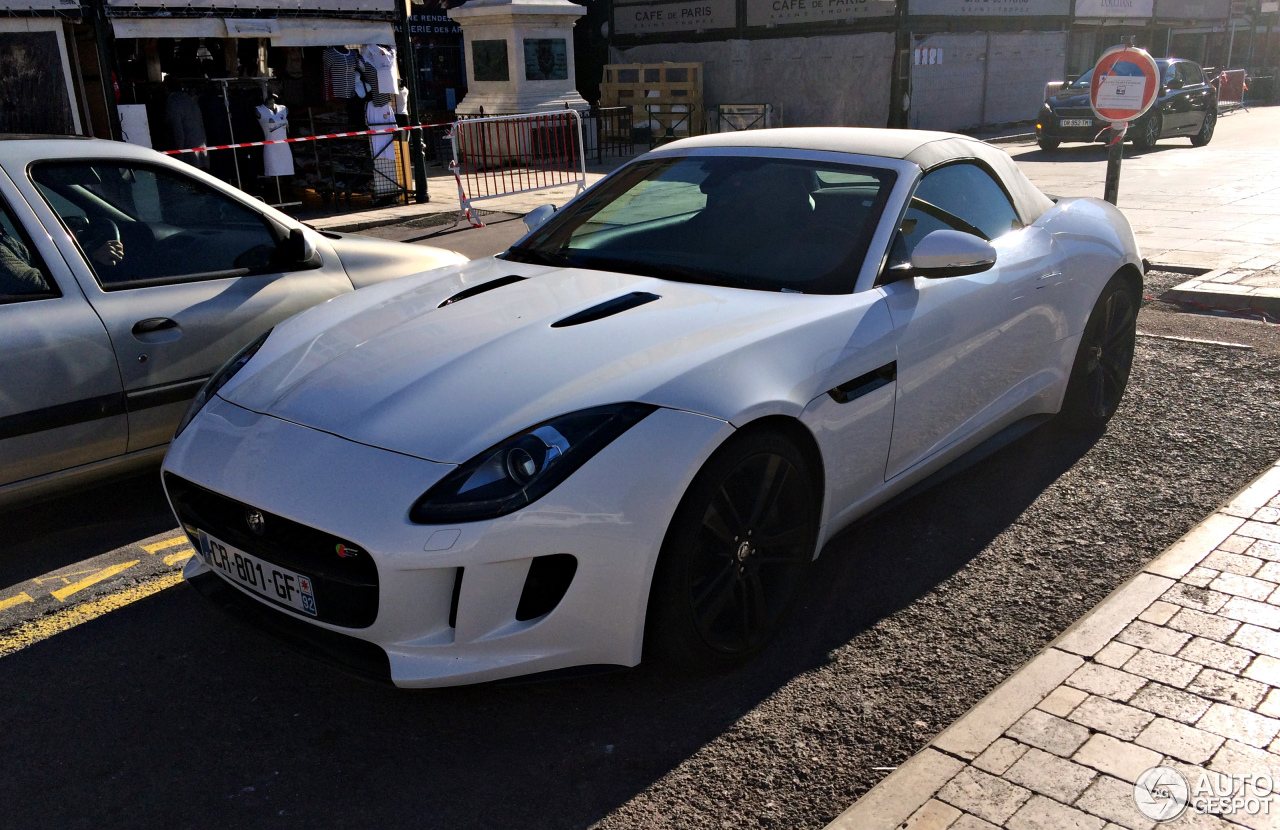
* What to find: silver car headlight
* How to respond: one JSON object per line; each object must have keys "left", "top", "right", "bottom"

{"left": 174, "top": 328, "right": 272, "bottom": 439}
{"left": 409, "top": 403, "right": 657, "bottom": 524}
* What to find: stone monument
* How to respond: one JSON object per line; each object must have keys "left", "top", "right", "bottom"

{"left": 448, "top": 0, "right": 590, "bottom": 116}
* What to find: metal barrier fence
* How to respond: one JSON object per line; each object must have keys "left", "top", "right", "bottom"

{"left": 1215, "top": 69, "right": 1249, "bottom": 113}
{"left": 449, "top": 109, "right": 587, "bottom": 227}
{"left": 713, "top": 104, "right": 774, "bottom": 132}
{"left": 645, "top": 104, "right": 696, "bottom": 149}
{"left": 583, "top": 106, "right": 635, "bottom": 163}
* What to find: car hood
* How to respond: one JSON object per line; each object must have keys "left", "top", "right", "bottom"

{"left": 220, "top": 257, "right": 855, "bottom": 464}
{"left": 322, "top": 230, "right": 468, "bottom": 289}
{"left": 1049, "top": 93, "right": 1090, "bottom": 109}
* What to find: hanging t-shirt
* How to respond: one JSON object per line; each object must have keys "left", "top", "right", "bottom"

{"left": 322, "top": 48, "right": 357, "bottom": 99}
{"left": 394, "top": 85, "right": 409, "bottom": 116}
{"left": 360, "top": 45, "right": 399, "bottom": 97}
{"left": 366, "top": 100, "right": 396, "bottom": 161}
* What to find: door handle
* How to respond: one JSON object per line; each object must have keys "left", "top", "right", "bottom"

{"left": 132, "top": 317, "right": 178, "bottom": 335}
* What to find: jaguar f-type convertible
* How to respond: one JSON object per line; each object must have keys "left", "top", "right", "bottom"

{"left": 162, "top": 128, "right": 1142, "bottom": 687}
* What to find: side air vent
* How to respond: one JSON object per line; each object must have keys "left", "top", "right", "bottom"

{"left": 551, "top": 292, "right": 660, "bottom": 328}
{"left": 438, "top": 275, "right": 526, "bottom": 308}
{"left": 515, "top": 554, "right": 577, "bottom": 621}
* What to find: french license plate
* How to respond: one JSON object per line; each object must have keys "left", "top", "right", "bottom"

{"left": 198, "top": 530, "right": 318, "bottom": 617}
{"left": 1060, "top": 118, "right": 1093, "bottom": 127}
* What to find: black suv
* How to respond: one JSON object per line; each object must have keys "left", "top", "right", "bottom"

{"left": 1036, "top": 58, "right": 1218, "bottom": 151}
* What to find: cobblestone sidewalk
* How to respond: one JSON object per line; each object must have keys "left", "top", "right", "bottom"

{"left": 828, "top": 458, "right": 1280, "bottom": 830}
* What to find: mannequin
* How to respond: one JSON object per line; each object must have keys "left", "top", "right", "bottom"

{"left": 255, "top": 93, "right": 294, "bottom": 177}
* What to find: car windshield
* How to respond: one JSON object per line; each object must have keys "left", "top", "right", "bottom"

{"left": 504, "top": 154, "right": 897, "bottom": 294}
{"left": 1065, "top": 60, "right": 1171, "bottom": 91}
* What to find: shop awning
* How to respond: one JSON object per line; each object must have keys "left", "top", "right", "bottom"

{"left": 272, "top": 18, "right": 394, "bottom": 47}
{"left": 110, "top": 16, "right": 393, "bottom": 46}
{"left": 110, "top": 18, "right": 229, "bottom": 39}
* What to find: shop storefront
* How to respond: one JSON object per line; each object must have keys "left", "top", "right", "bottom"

{"left": 1067, "top": 0, "right": 1155, "bottom": 77}
{"left": 0, "top": 2, "right": 93, "bottom": 136}
{"left": 1154, "top": 0, "right": 1232, "bottom": 66}
{"left": 106, "top": 1, "right": 413, "bottom": 207}
{"left": 908, "top": 0, "right": 1069, "bottom": 131}
{"left": 610, "top": 0, "right": 897, "bottom": 129}
{"left": 406, "top": 0, "right": 467, "bottom": 118}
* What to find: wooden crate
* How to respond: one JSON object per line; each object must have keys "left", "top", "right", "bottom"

{"left": 600, "top": 62, "right": 704, "bottom": 137}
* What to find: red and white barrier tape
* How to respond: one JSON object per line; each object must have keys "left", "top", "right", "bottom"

{"left": 162, "top": 122, "right": 452, "bottom": 155}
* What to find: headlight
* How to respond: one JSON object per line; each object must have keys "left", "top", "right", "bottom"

{"left": 409, "top": 403, "right": 657, "bottom": 524}
{"left": 174, "top": 328, "right": 272, "bottom": 439}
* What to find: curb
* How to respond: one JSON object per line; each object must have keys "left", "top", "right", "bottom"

{"left": 311, "top": 205, "right": 464, "bottom": 234}
{"left": 1163, "top": 270, "right": 1280, "bottom": 318}
{"left": 825, "top": 456, "right": 1280, "bottom": 830}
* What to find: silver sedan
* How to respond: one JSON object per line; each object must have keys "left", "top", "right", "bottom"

{"left": 0, "top": 135, "right": 466, "bottom": 507}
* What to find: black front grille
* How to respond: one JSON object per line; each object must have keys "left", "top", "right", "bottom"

{"left": 165, "top": 474, "right": 379, "bottom": 628}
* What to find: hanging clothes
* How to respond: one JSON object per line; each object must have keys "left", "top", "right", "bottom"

{"left": 366, "top": 99, "right": 396, "bottom": 160}
{"left": 394, "top": 83, "right": 409, "bottom": 117}
{"left": 322, "top": 47, "right": 357, "bottom": 99}
{"left": 255, "top": 103, "right": 294, "bottom": 177}
{"left": 166, "top": 90, "right": 209, "bottom": 169}
{"left": 360, "top": 45, "right": 399, "bottom": 97}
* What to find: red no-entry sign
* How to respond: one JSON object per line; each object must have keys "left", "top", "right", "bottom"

{"left": 1089, "top": 45, "right": 1160, "bottom": 124}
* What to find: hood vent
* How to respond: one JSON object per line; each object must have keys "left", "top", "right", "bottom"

{"left": 438, "top": 275, "right": 526, "bottom": 308}
{"left": 552, "top": 292, "right": 660, "bottom": 328}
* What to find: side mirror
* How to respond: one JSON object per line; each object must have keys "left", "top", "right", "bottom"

{"left": 523, "top": 204, "right": 557, "bottom": 233}
{"left": 1168, "top": 78, "right": 1184, "bottom": 90}
{"left": 905, "top": 230, "right": 997, "bottom": 279}
{"left": 283, "top": 227, "right": 320, "bottom": 267}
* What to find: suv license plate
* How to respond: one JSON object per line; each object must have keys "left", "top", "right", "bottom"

{"left": 198, "top": 530, "right": 318, "bottom": 617}
{"left": 1060, "top": 118, "right": 1092, "bottom": 127}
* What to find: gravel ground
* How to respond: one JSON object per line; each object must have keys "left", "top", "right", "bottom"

{"left": 590, "top": 276, "right": 1280, "bottom": 829}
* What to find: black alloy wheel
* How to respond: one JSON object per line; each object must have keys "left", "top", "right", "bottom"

{"left": 1038, "top": 137, "right": 1061, "bottom": 152}
{"left": 646, "top": 430, "right": 818, "bottom": 670}
{"left": 1192, "top": 109, "right": 1217, "bottom": 146}
{"left": 1061, "top": 274, "right": 1139, "bottom": 432}
{"left": 1132, "top": 113, "right": 1162, "bottom": 150}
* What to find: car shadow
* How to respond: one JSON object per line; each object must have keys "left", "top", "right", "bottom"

{"left": 0, "top": 468, "right": 174, "bottom": 588}
{"left": 0, "top": 416, "right": 1099, "bottom": 829}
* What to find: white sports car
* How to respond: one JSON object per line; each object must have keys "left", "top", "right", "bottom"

{"left": 162, "top": 128, "right": 1142, "bottom": 687}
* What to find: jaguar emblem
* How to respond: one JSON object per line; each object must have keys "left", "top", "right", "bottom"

{"left": 245, "top": 509, "right": 266, "bottom": 535}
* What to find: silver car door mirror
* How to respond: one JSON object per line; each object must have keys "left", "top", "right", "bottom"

{"left": 909, "top": 229, "right": 997, "bottom": 279}
{"left": 523, "top": 204, "right": 557, "bottom": 233}
{"left": 284, "top": 227, "right": 320, "bottom": 268}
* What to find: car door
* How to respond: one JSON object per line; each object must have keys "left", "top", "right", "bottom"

{"left": 1179, "top": 63, "right": 1214, "bottom": 133}
{"left": 1164, "top": 63, "right": 1201, "bottom": 134}
{"left": 0, "top": 167, "right": 126, "bottom": 489}
{"left": 21, "top": 159, "right": 354, "bottom": 453}
{"left": 880, "top": 162, "right": 1057, "bottom": 481}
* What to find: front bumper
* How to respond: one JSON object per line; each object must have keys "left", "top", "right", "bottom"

{"left": 1037, "top": 109, "right": 1109, "bottom": 143}
{"left": 162, "top": 395, "right": 732, "bottom": 687}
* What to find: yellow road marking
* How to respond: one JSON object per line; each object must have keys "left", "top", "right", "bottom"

{"left": 0, "top": 592, "right": 34, "bottom": 612}
{"left": 163, "top": 550, "right": 193, "bottom": 566}
{"left": 33, "top": 568, "right": 100, "bottom": 586}
{"left": 50, "top": 560, "right": 139, "bottom": 602}
{"left": 142, "top": 536, "right": 189, "bottom": 554}
{"left": 0, "top": 573, "right": 182, "bottom": 658}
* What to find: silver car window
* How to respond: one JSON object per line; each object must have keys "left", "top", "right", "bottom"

{"left": 31, "top": 162, "right": 283, "bottom": 289}
{"left": 0, "top": 196, "right": 58, "bottom": 304}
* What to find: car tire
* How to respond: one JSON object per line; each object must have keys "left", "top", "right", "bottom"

{"left": 1191, "top": 109, "right": 1217, "bottom": 146}
{"left": 1059, "top": 272, "right": 1140, "bottom": 433}
{"left": 645, "top": 428, "right": 819, "bottom": 672}
{"left": 1038, "top": 138, "right": 1061, "bottom": 152}
{"left": 1131, "top": 113, "right": 1162, "bottom": 150}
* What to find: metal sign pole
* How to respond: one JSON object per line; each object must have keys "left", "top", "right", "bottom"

{"left": 1104, "top": 122, "right": 1126, "bottom": 205}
